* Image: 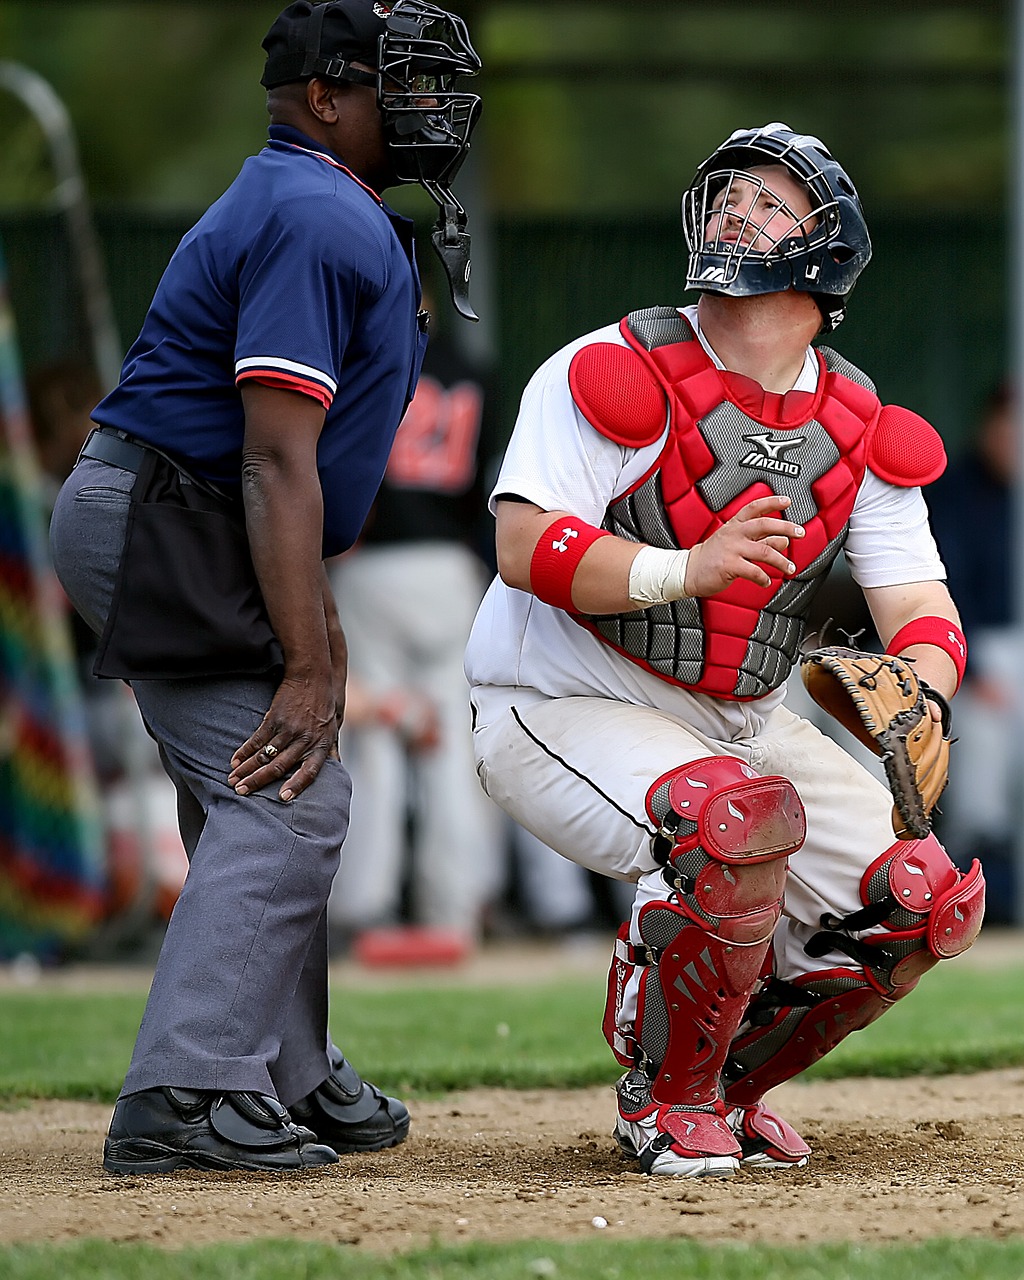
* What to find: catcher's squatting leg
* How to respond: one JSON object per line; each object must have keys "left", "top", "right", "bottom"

{"left": 603, "top": 756, "right": 807, "bottom": 1178}
{"left": 720, "top": 835, "right": 985, "bottom": 1155}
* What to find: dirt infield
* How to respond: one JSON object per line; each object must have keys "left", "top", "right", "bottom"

{"left": 3, "top": 1071, "right": 1024, "bottom": 1251}
{"left": 3, "top": 936, "right": 1024, "bottom": 1252}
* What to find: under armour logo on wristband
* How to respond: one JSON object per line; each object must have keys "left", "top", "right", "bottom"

{"left": 531, "top": 516, "right": 610, "bottom": 611}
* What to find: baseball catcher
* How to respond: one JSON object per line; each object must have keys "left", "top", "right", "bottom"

{"left": 465, "top": 121, "right": 985, "bottom": 1178}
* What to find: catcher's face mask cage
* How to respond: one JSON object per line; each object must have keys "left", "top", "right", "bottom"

{"left": 681, "top": 122, "right": 872, "bottom": 333}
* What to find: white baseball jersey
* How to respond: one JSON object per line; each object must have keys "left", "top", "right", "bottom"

{"left": 465, "top": 304, "right": 944, "bottom": 736}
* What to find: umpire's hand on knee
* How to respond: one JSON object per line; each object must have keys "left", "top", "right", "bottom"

{"left": 228, "top": 672, "right": 339, "bottom": 802}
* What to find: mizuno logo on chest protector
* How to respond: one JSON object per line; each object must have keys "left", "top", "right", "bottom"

{"left": 739, "top": 433, "right": 806, "bottom": 478}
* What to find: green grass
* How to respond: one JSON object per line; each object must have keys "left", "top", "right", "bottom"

{"left": 3, "top": 961, "right": 1023, "bottom": 1279}
{"left": 802, "top": 958, "right": 1024, "bottom": 1080}
{"left": 2, "top": 1238, "right": 1024, "bottom": 1280}
{"left": 1, "top": 959, "right": 1023, "bottom": 1102}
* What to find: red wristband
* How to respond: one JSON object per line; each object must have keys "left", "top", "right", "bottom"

{"left": 885, "top": 616, "right": 967, "bottom": 690}
{"left": 529, "top": 516, "right": 611, "bottom": 612}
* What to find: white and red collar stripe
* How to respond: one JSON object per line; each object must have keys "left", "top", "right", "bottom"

{"left": 277, "top": 141, "right": 383, "bottom": 206}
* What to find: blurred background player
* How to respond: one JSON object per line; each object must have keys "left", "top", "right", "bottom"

{"left": 328, "top": 283, "right": 503, "bottom": 960}
{"left": 330, "top": 286, "right": 629, "bottom": 957}
{"left": 466, "top": 122, "right": 984, "bottom": 1179}
{"left": 927, "top": 383, "right": 1018, "bottom": 920}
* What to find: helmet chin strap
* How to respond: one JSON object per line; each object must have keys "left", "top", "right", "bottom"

{"left": 423, "top": 181, "right": 477, "bottom": 322}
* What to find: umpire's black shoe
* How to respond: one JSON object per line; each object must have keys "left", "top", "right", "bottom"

{"left": 103, "top": 1087, "right": 339, "bottom": 1174}
{"left": 290, "top": 1048, "right": 410, "bottom": 1153}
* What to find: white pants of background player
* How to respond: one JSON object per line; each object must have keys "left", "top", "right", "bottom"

{"left": 330, "top": 543, "right": 503, "bottom": 938}
{"left": 940, "top": 629, "right": 1019, "bottom": 854}
{"left": 470, "top": 682, "right": 904, "bottom": 1009}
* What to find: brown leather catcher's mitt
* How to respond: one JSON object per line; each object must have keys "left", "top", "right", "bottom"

{"left": 800, "top": 645, "right": 952, "bottom": 840}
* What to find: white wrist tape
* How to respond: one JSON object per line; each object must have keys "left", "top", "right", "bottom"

{"left": 628, "top": 545, "right": 691, "bottom": 606}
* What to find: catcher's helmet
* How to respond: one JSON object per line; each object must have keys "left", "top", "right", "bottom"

{"left": 682, "top": 122, "right": 871, "bottom": 333}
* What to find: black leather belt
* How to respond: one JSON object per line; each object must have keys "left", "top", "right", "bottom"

{"left": 80, "top": 427, "right": 148, "bottom": 474}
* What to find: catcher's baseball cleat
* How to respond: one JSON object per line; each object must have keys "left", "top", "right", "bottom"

{"left": 102, "top": 1087, "right": 339, "bottom": 1174}
{"left": 613, "top": 1070, "right": 740, "bottom": 1178}
{"left": 290, "top": 1047, "right": 410, "bottom": 1154}
{"left": 725, "top": 1100, "right": 811, "bottom": 1169}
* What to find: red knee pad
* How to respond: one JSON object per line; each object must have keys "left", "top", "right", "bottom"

{"left": 602, "top": 759, "right": 806, "bottom": 1097}
{"left": 646, "top": 756, "right": 806, "bottom": 870}
{"left": 854, "top": 837, "right": 986, "bottom": 993}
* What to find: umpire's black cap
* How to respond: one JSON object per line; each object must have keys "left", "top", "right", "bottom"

{"left": 261, "top": 0, "right": 391, "bottom": 89}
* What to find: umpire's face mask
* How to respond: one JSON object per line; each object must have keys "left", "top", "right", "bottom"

{"left": 376, "top": 0, "right": 483, "bottom": 320}
{"left": 376, "top": 1, "right": 480, "bottom": 186}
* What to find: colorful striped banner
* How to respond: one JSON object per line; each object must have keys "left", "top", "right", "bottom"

{"left": 0, "top": 236, "right": 105, "bottom": 962}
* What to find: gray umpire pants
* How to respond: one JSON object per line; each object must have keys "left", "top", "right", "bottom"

{"left": 50, "top": 456, "right": 350, "bottom": 1107}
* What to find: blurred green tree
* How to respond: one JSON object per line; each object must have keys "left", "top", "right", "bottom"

{"left": 0, "top": 0, "right": 1009, "bottom": 444}
{"left": 0, "top": 1, "right": 1008, "bottom": 215}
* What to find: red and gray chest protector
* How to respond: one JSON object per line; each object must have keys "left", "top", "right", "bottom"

{"left": 568, "top": 307, "right": 882, "bottom": 700}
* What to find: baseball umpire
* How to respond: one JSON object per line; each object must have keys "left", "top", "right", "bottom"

{"left": 49, "top": 0, "right": 482, "bottom": 1173}
{"left": 466, "top": 122, "right": 985, "bottom": 1178}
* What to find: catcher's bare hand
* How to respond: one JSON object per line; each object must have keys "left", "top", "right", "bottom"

{"left": 684, "top": 494, "right": 805, "bottom": 596}
{"left": 228, "top": 672, "right": 337, "bottom": 802}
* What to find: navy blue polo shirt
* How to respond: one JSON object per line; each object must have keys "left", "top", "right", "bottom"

{"left": 94, "top": 124, "right": 425, "bottom": 556}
